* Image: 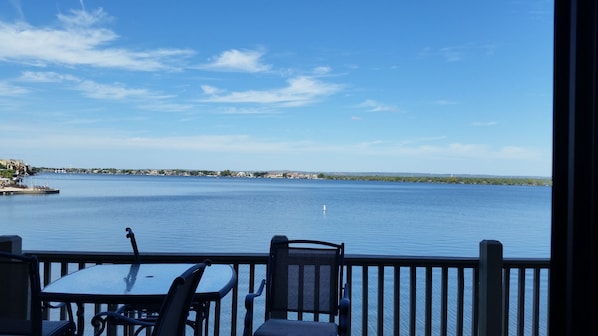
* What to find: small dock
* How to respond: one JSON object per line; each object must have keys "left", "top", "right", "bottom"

{"left": 0, "top": 186, "right": 59, "bottom": 195}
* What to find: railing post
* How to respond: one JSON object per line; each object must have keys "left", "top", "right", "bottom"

{"left": 478, "top": 240, "right": 503, "bottom": 336}
{"left": 0, "top": 235, "right": 28, "bottom": 320}
{"left": 0, "top": 235, "right": 22, "bottom": 254}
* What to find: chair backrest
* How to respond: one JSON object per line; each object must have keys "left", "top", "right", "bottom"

{"left": 151, "top": 260, "right": 211, "bottom": 336}
{"left": 266, "top": 235, "right": 344, "bottom": 322}
{"left": 0, "top": 251, "right": 43, "bottom": 335}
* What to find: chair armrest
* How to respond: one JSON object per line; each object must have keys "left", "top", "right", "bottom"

{"left": 91, "top": 311, "right": 156, "bottom": 336}
{"left": 338, "top": 283, "right": 350, "bottom": 336}
{"left": 243, "top": 279, "right": 266, "bottom": 336}
{"left": 43, "top": 301, "right": 74, "bottom": 325}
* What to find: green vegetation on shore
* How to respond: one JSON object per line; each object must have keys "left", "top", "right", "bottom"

{"left": 321, "top": 174, "right": 552, "bottom": 186}
{"left": 0, "top": 169, "right": 15, "bottom": 179}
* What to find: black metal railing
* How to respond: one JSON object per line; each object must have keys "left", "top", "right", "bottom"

{"left": 27, "top": 250, "right": 550, "bottom": 336}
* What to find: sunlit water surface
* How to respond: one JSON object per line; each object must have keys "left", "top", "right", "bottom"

{"left": 1, "top": 173, "right": 552, "bottom": 335}
{"left": 2, "top": 173, "right": 551, "bottom": 258}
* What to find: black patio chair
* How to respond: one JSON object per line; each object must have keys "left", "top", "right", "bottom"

{"left": 0, "top": 251, "right": 75, "bottom": 336}
{"left": 91, "top": 260, "right": 211, "bottom": 336}
{"left": 243, "top": 235, "right": 350, "bottom": 336}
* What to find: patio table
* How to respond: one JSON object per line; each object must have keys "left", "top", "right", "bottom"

{"left": 40, "top": 263, "right": 236, "bottom": 336}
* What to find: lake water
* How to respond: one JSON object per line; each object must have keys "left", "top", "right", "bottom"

{"left": 2, "top": 173, "right": 551, "bottom": 258}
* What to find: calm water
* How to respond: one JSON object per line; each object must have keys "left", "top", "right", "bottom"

{"left": 2, "top": 173, "right": 551, "bottom": 258}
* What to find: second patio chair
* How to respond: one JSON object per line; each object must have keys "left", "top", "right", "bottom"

{"left": 0, "top": 251, "right": 75, "bottom": 336}
{"left": 91, "top": 260, "right": 211, "bottom": 336}
{"left": 243, "top": 235, "right": 350, "bottom": 336}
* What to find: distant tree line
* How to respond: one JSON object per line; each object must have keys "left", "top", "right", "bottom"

{"left": 321, "top": 174, "right": 552, "bottom": 186}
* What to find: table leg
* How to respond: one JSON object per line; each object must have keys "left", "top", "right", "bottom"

{"left": 203, "top": 301, "right": 211, "bottom": 336}
{"left": 192, "top": 301, "right": 210, "bottom": 336}
{"left": 75, "top": 302, "right": 85, "bottom": 336}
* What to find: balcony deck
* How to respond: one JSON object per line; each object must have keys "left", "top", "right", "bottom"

{"left": 26, "top": 245, "right": 549, "bottom": 336}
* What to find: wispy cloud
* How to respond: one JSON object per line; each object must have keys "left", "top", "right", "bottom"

{"left": 19, "top": 71, "right": 78, "bottom": 83}
{"left": 472, "top": 121, "right": 497, "bottom": 126}
{"left": 200, "top": 49, "right": 271, "bottom": 73}
{"left": 217, "top": 107, "right": 281, "bottom": 115}
{"left": 19, "top": 71, "right": 187, "bottom": 111}
{"left": 358, "top": 99, "right": 400, "bottom": 112}
{"left": 420, "top": 43, "right": 498, "bottom": 62}
{"left": 9, "top": 0, "right": 24, "bottom": 21}
{"left": 77, "top": 80, "right": 156, "bottom": 100}
{"left": 200, "top": 76, "right": 342, "bottom": 107}
{"left": 340, "top": 140, "right": 541, "bottom": 161}
{"left": 200, "top": 85, "right": 222, "bottom": 95}
{"left": 439, "top": 46, "right": 465, "bottom": 62}
{"left": 445, "top": 143, "right": 538, "bottom": 160}
{"left": 0, "top": 81, "right": 28, "bottom": 95}
{"left": 0, "top": 8, "right": 194, "bottom": 71}
{"left": 432, "top": 99, "right": 459, "bottom": 105}
{"left": 313, "top": 66, "right": 331, "bottom": 75}
{"left": 18, "top": 71, "right": 157, "bottom": 100}
{"left": 138, "top": 102, "right": 193, "bottom": 113}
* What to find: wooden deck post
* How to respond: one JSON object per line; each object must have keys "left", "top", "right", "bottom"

{"left": 478, "top": 240, "right": 503, "bottom": 336}
{"left": 0, "top": 235, "right": 22, "bottom": 254}
{"left": 0, "top": 235, "right": 28, "bottom": 320}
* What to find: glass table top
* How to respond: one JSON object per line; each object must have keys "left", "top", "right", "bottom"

{"left": 41, "top": 263, "right": 236, "bottom": 303}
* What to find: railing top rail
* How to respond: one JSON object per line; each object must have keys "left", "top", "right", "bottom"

{"left": 502, "top": 258, "right": 551, "bottom": 267}
{"left": 23, "top": 250, "right": 267, "bottom": 264}
{"left": 346, "top": 254, "right": 480, "bottom": 267}
{"left": 25, "top": 250, "right": 549, "bottom": 269}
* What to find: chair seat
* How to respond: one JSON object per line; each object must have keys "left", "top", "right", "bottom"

{"left": 0, "top": 319, "right": 74, "bottom": 336}
{"left": 254, "top": 319, "right": 337, "bottom": 336}
{"left": 42, "top": 320, "right": 75, "bottom": 336}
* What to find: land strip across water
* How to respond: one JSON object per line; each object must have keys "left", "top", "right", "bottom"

{"left": 32, "top": 167, "right": 552, "bottom": 187}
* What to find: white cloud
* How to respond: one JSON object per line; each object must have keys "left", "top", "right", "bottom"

{"left": 421, "top": 43, "right": 498, "bottom": 63}
{"left": 217, "top": 107, "right": 280, "bottom": 115}
{"left": 201, "top": 49, "right": 271, "bottom": 73}
{"left": 313, "top": 139, "right": 542, "bottom": 164}
{"left": 313, "top": 66, "right": 331, "bottom": 75}
{"left": 433, "top": 100, "right": 459, "bottom": 105}
{"left": 358, "top": 99, "right": 400, "bottom": 112}
{"left": 18, "top": 71, "right": 174, "bottom": 103}
{"left": 444, "top": 143, "right": 539, "bottom": 160}
{"left": 439, "top": 46, "right": 464, "bottom": 62}
{"left": 0, "top": 9, "right": 194, "bottom": 71}
{"left": 472, "top": 121, "right": 497, "bottom": 126}
{"left": 57, "top": 8, "right": 110, "bottom": 28}
{"left": 138, "top": 102, "right": 193, "bottom": 113}
{"left": 201, "top": 76, "right": 342, "bottom": 107}
{"left": 0, "top": 81, "right": 28, "bottom": 95}
{"left": 9, "top": 0, "right": 24, "bottom": 21}
{"left": 19, "top": 71, "right": 77, "bottom": 83}
{"left": 76, "top": 80, "right": 162, "bottom": 100}
{"left": 200, "top": 85, "right": 222, "bottom": 95}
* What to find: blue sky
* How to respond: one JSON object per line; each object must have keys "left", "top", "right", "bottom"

{"left": 0, "top": 1, "right": 553, "bottom": 176}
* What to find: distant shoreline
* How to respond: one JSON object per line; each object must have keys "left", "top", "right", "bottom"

{"left": 32, "top": 168, "right": 552, "bottom": 187}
